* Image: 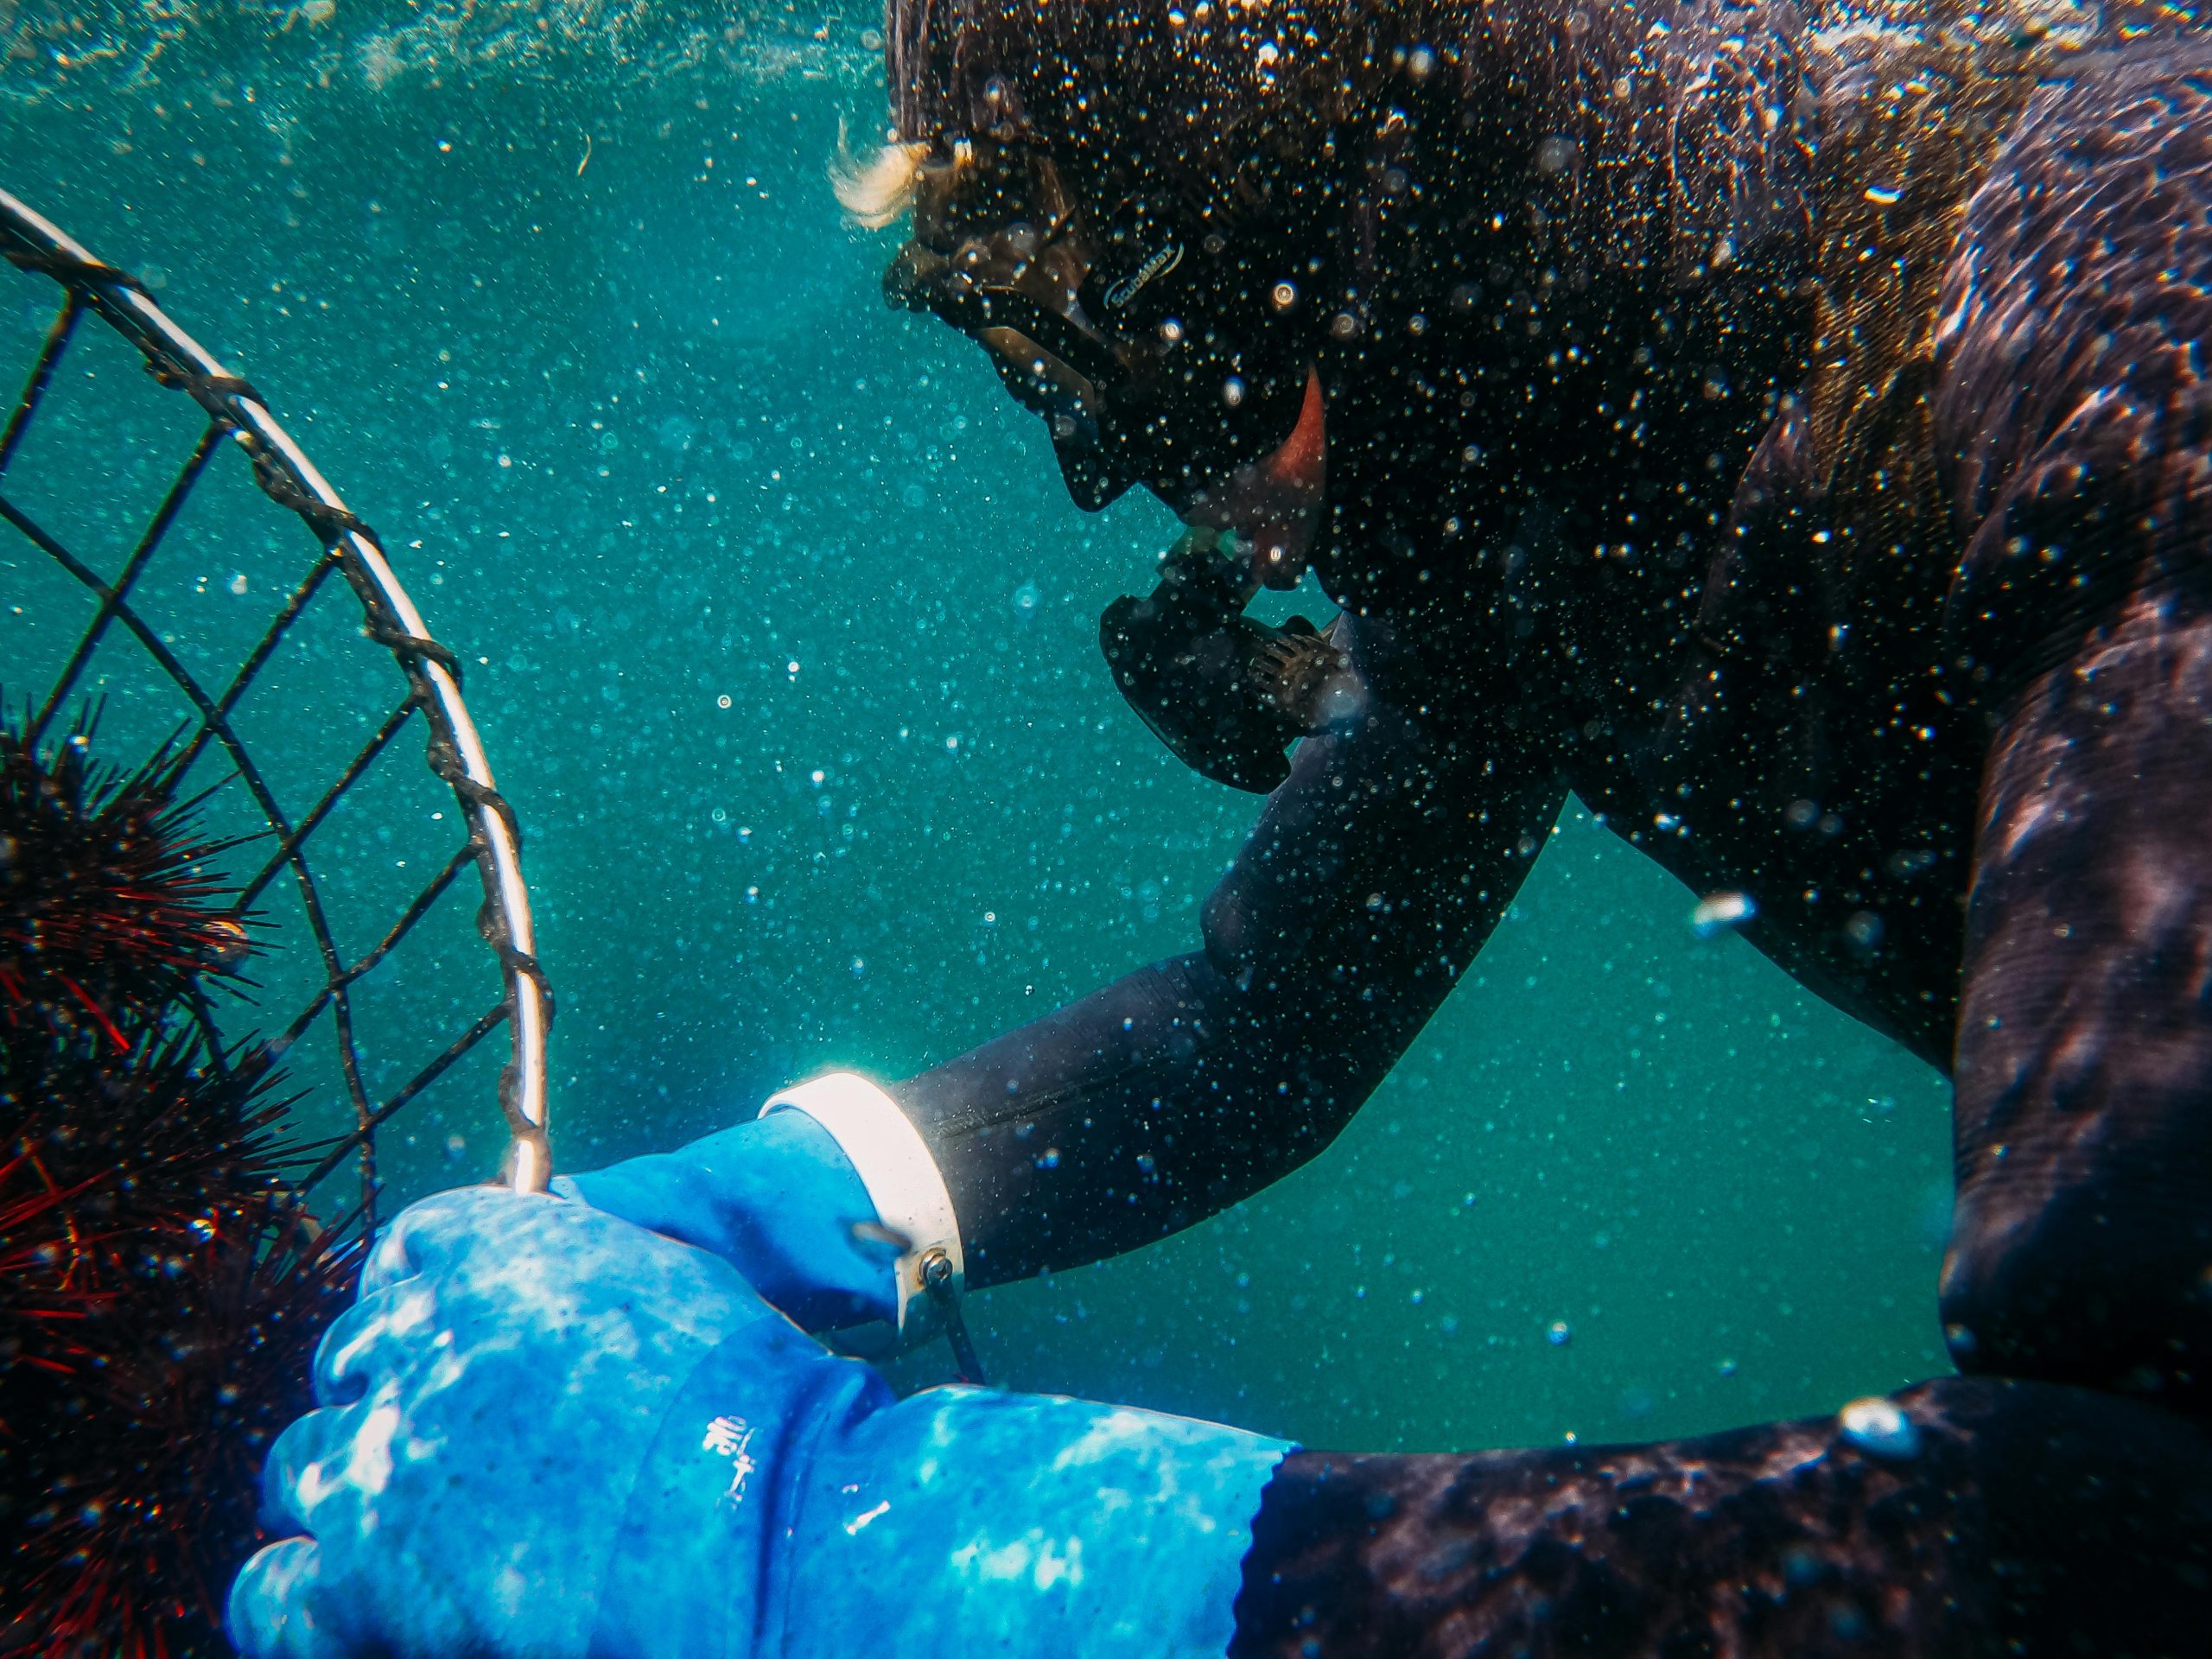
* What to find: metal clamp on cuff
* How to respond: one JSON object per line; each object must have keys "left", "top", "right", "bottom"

{"left": 760, "top": 1071, "right": 963, "bottom": 1353}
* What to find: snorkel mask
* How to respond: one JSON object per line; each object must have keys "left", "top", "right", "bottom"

{"left": 1100, "top": 524, "right": 1353, "bottom": 791}
{"left": 883, "top": 132, "right": 1327, "bottom": 549}
{"left": 882, "top": 129, "right": 1345, "bottom": 790}
{"left": 883, "top": 141, "right": 1111, "bottom": 489}
{"left": 885, "top": 134, "right": 1203, "bottom": 512}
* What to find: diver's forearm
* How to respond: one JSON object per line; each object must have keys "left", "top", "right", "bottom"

{"left": 1231, "top": 1376, "right": 2212, "bottom": 1656}
{"left": 896, "top": 661, "right": 1565, "bottom": 1286}
{"left": 893, "top": 940, "right": 1448, "bottom": 1286}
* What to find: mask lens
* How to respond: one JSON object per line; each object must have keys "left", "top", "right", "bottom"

{"left": 977, "top": 325, "right": 1103, "bottom": 434}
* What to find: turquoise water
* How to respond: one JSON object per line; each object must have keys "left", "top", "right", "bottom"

{"left": 1, "top": 10, "right": 1949, "bottom": 1453}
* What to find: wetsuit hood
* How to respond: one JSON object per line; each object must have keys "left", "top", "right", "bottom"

{"left": 875, "top": 0, "right": 1349, "bottom": 524}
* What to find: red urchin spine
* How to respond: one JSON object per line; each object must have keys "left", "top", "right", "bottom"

{"left": 1, "top": 713, "right": 356, "bottom": 1659}
{"left": 1, "top": 709, "right": 257, "bottom": 1053}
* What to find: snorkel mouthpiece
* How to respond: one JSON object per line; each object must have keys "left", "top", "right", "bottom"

{"left": 1100, "top": 528, "right": 1347, "bottom": 794}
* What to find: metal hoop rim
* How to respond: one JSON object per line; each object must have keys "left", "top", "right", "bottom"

{"left": 0, "top": 185, "right": 553, "bottom": 1194}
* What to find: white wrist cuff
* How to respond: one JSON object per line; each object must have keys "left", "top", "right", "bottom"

{"left": 760, "top": 1071, "right": 963, "bottom": 1351}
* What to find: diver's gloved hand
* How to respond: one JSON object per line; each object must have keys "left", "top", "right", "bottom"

{"left": 554, "top": 1071, "right": 966, "bottom": 1345}
{"left": 228, "top": 1186, "right": 1291, "bottom": 1659}
{"left": 553, "top": 1102, "right": 894, "bottom": 1331}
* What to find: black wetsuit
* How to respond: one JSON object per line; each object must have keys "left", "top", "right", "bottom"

{"left": 882, "top": 0, "right": 2212, "bottom": 1646}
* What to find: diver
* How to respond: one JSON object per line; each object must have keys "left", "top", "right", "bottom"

{"left": 232, "top": 0, "right": 2212, "bottom": 1650}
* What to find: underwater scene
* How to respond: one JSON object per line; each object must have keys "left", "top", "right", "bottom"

{"left": 9, "top": 0, "right": 1955, "bottom": 1451}
{"left": 10, "top": 0, "right": 2212, "bottom": 1649}
{"left": 1, "top": 0, "right": 1950, "bottom": 1451}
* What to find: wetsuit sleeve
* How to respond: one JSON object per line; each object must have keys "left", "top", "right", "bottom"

{"left": 893, "top": 670, "right": 1566, "bottom": 1287}
{"left": 1927, "top": 45, "right": 2212, "bottom": 1412}
{"left": 1229, "top": 48, "right": 2212, "bottom": 1654}
{"left": 1227, "top": 1376, "right": 2212, "bottom": 1656}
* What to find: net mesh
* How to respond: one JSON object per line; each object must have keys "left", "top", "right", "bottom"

{"left": 0, "top": 188, "right": 552, "bottom": 1233}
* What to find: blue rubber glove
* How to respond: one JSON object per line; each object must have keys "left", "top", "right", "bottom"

{"left": 553, "top": 1108, "right": 894, "bottom": 1331}
{"left": 229, "top": 1186, "right": 1290, "bottom": 1659}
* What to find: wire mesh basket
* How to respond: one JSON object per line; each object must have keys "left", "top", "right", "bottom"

{"left": 0, "top": 186, "right": 553, "bottom": 1225}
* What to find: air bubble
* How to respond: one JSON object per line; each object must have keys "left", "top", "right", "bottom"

{"left": 1534, "top": 135, "right": 1581, "bottom": 175}
{"left": 1690, "top": 889, "right": 1755, "bottom": 938}
{"left": 1839, "top": 1396, "right": 1920, "bottom": 1459}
